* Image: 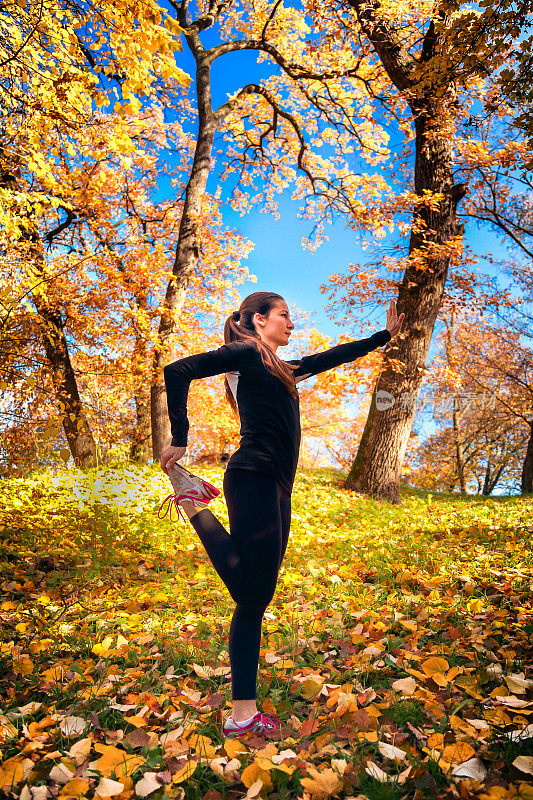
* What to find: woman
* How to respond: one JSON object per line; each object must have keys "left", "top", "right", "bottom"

{"left": 159, "top": 292, "right": 404, "bottom": 738}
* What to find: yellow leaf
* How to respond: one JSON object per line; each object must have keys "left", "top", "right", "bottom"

{"left": 510, "top": 784, "right": 533, "bottom": 800}
{"left": 224, "top": 738, "right": 248, "bottom": 758}
{"left": 422, "top": 657, "right": 449, "bottom": 678}
{"left": 398, "top": 619, "right": 418, "bottom": 632}
{"left": 405, "top": 668, "right": 427, "bottom": 682}
{"left": 431, "top": 672, "right": 450, "bottom": 687}
{"left": 172, "top": 760, "right": 197, "bottom": 783}
{"left": 300, "top": 766, "right": 343, "bottom": 799}
{"left": 114, "top": 755, "right": 145, "bottom": 779}
{"left": 189, "top": 734, "right": 217, "bottom": 758}
{"left": 391, "top": 677, "right": 417, "bottom": 696}
{"left": 124, "top": 715, "right": 148, "bottom": 727}
{"left": 427, "top": 733, "right": 444, "bottom": 749}
{"left": 241, "top": 763, "right": 261, "bottom": 788}
{"left": 479, "top": 788, "right": 511, "bottom": 800}
{"left": 13, "top": 657, "right": 33, "bottom": 675}
{"left": 59, "top": 778, "right": 90, "bottom": 797}
{"left": 37, "top": 595, "right": 51, "bottom": 605}
{"left": 96, "top": 746, "right": 139, "bottom": 777}
{"left": 301, "top": 678, "right": 324, "bottom": 699}
{"left": 0, "top": 757, "right": 34, "bottom": 788}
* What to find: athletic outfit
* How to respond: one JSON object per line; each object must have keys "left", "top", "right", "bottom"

{"left": 163, "top": 329, "right": 391, "bottom": 702}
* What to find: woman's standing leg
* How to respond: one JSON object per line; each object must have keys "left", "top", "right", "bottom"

{"left": 181, "top": 469, "right": 288, "bottom": 720}
{"left": 223, "top": 470, "right": 286, "bottom": 715}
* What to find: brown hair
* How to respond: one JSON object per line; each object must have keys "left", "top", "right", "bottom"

{"left": 223, "top": 292, "right": 298, "bottom": 413}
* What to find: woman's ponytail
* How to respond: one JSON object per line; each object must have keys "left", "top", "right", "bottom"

{"left": 223, "top": 293, "right": 297, "bottom": 414}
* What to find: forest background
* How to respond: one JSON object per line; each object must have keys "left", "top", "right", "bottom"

{"left": 1, "top": 0, "right": 533, "bottom": 499}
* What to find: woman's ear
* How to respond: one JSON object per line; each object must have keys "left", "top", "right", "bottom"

{"left": 252, "top": 312, "right": 266, "bottom": 330}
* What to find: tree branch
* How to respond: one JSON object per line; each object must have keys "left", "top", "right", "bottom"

{"left": 345, "top": 0, "right": 417, "bottom": 92}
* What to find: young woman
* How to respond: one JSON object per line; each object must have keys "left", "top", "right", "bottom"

{"left": 159, "top": 292, "right": 404, "bottom": 738}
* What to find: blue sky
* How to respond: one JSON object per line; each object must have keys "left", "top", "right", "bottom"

{"left": 152, "top": 16, "right": 524, "bottom": 488}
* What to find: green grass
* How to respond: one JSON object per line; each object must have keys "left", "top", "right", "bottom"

{"left": 0, "top": 463, "right": 532, "bottom": 800}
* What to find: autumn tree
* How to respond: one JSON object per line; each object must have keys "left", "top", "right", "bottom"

{"left": 296, "top": 0, "right": 533, "bottom": 503}
{"left": 0, "top": 102, "right": 253, "bottom": 470}
{"left": 1, "top": 0, "right": 187, "bottom": 467}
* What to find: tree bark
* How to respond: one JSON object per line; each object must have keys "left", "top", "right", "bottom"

{"left": 521, "top": 421, "right": 533, "bottom": 493}
{"left": 453, "top": 396, "right": 467, "bottom": 493}
{"left": 31, "top": 277, "right": 97, "bottom": 468}
{"left": 151, "top": 39, "right": 217, "bottom": 461}
{"left": 481, "top": 455, "right": 492, "bottom": 495}
{"left": 340, "top": 4, "right": 467, "bottom": 501}
{"left": 130, "top": 310, "right": 151, "bottom": 462}
{"left": 345, "top": 106, "right": 464, "bottom": 502}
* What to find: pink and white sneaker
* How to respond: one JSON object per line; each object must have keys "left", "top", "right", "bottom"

{"left": 223, "top": 711, "right": 281, "bottom": 738}
{"left": 158, "top": 463, "right": 220, "bottom": 522}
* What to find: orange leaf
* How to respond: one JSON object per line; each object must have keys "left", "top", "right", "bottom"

{"left": 442, "top": 742, "right": 476, "bottom": 763}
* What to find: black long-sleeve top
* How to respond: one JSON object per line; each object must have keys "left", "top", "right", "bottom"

{"left": 163, "top": 329, "right": 392, "bottom": 493}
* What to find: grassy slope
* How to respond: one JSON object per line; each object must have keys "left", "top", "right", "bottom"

{"left": 0, "top": 464, "right": 532, "bottom": 800}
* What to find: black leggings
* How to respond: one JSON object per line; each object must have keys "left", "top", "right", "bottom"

{"left": 189, "top": 468, "right": 291, "bottom": 700}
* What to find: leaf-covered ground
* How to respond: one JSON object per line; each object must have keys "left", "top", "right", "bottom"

{"left": 1, "top": 464, "right": 532, "bottom": 800}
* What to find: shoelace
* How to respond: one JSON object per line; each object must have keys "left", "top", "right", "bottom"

{"left": 157, "top": 493, "right": 186, "bottom": 523}
{"left": 225, "top": 712, "right": 281, "bottom": 736}
{"left": 258, "top": 712, "right": 281, "bottom": 732}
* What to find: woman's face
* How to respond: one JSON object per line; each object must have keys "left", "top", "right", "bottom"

{"left": 253, "top": 300, "right": 294, "bottom": 349}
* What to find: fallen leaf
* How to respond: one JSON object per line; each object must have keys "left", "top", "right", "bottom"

{"left": 465, "top": 719, "right": 490, "bottom": 731}
{"left": 497, "top": 696, "right": 533, "bottom": 708}
{"left": 59, "top": 778, "right": 90, "bottom": 798}
{"left": 505, "top": 675, "right": 533, "bottom": 695}
{"left": 49, "top": 764, "right": 75, "bottom": 785}
{"left": 300, "top": 766, "right": 343, "bottom": 798}
{"left": 452, "top": 757, "right": 487, "bottom": 780}
{"left": 244, "top": 778, "right": 263, "bottom": 799}
{"left": 59, "top": 716, "right": 88, "bottom": 737}
{"left": 378, "top": 742, "right": 407, "bottom": 761}
{"left": 391, "top": 677, "right": 416, "bottom": 696}
{"left": 94, "top": 777, "right": 124, "bottom": 797}
{"left": 422, "top": 657, "right": 449, "bottom": 678}
{"left": 513, "top": 756, "right": 533, "bottom": 775}
{"left": 442, "top": 743, "right": 476, "bottom": 763}
{"left": 505, "top": 724, "right": 533, "bottom": 742}
{"left": 365, "top": 761, "right": 411, "bottom": 784}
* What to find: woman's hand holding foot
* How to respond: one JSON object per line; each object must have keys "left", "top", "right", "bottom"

{"left": 160, "top": 445, "right": 186, "bottom": 473}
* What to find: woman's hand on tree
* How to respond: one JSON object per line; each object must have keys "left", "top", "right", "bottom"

{"left": 160, "top": 445, "right": 186, "bottom": 473}
{"left": 386, "top": 299, "right": 405, "bottom": 339}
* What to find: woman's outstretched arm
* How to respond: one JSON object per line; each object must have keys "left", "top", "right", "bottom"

{"left": 289, "top": 300, "right": 404, "bottom": 382}
{"left": 289, "top": 329, "right": 392, "bottom": 382}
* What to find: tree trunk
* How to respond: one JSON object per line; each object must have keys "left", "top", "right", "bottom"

{"left": 151, "top": 43, "right": 217, "bottom": 461}
{"left": 453, "top": 397, "right": 467, "bottom": 493}
{"left": 31, "top": 286, "right": 97, "bottom": 468}
{"left": 345, "top": 106, "right": 464, "bottom": 502}
{"left": 482, "top": 455, "right": 492, "bottom": 495}
{"left": 521, "top": 421, "right": 533, "bottom": 493}
{"left": 129, "top": 295, "right": 151, "bottom": 462}
{"left": 130, "top": 383, "right": 151, "bottom": 462}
